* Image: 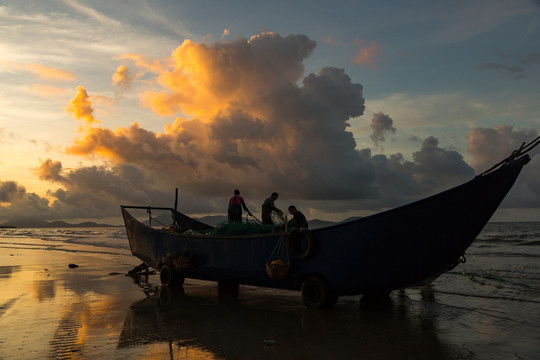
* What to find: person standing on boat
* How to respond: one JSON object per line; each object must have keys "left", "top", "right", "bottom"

{"left": 262, "top": 192, "right": 282, "bottom": 225}
{"left": 228, "top": 189, "right": 252, "bottom": 223}
{"left": 287, "top": 205, "right": 308, "bottom": 229}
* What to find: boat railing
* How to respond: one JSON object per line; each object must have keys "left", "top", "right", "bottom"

{"left": 121, "top": 205, "right": 216, "bottom": 233}
{"left": 121, "top": 205, "right": 177, "bottom": 229}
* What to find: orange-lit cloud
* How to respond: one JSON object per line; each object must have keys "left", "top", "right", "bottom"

{"left": 0, "top": 60, "right": 76, "bottom": 81}
{"left": 352, "top": 41, "right": 384, "bottom": 70}
{"left": 36, "top": 159, "right": 65, "bottom": 182}
{"left": 323, "top": 36, "right": 341, "bottom": 46}
{"left": 112, "top": 65, "right": 133, "bottom": 96}
{"left": 221, "top": 28, "right": 230, "bottom": 40}
{"left": 60, "top": 32, "right": 482, "bottom": 209}
{"left": 65, "top": 86, "right": 100, "bottom": 126}
{"left": 6, "top": 32, "right": 533, "bottom": 223}
{"left": 28, "top": 84, "right": 69, "bottom": 98}
{"left": 137, "top": 33, "right": 318, "bottom": 119}
{"left": 119, "top": 53, "right": 170, "bottom": 74}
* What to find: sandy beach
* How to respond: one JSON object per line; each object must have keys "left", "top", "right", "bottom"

{"left": 1, "top": 227, "right": 539, "bottom": 360}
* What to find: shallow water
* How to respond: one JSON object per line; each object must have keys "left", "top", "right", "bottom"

{"left": 0, "top": 223, "right": 539, "bottom": 359}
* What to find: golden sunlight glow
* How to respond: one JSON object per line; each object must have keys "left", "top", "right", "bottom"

{"left": 28, "top": 84, "right": 69, "bottom": 99}
{"left": 139, "top": 39, "right": 244, "bottom": 119}
{"left": 112, "top": 65, "right": 132, "bottom": 92}
{"left": 0, "top": 60, "right": 76, "bottom": 81}
{"left": 66, "top": 86, "right": 100, "bottom": 126}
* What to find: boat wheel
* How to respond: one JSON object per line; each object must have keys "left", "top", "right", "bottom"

{"left": 159, "top": 264, "right": 185, "bottom": 286}
{"left": 301, "top": 276, "right": 338, "bottom": 308}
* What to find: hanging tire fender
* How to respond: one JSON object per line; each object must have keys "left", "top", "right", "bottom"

{"left": 287, "top": 228, "right": 315, "bottom": 260}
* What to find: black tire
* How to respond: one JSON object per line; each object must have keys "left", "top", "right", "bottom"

{"left": 159, "top": 264, "right": 185, "bottom": 286}
{"left": 288, "top": 228, "right": 314, "bottom": 260}
{"left": 301, "top": 276, "right": 338, "bottom": 308}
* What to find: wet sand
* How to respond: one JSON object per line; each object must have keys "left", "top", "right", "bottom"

{"left": 1, "top": 245, "right": 537, "bottom": 359}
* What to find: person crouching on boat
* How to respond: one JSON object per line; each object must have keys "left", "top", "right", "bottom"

{"left": 287, "top": 205, "right": 308, "bottom": 229}
{"left": 228, "top": 189, "right": 252, "bottom": 223}
{"left": 262, "top": 192, "right": 282, "bottom": 225}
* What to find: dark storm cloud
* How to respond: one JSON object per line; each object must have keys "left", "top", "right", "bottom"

{"left": 0, "top": 181, "right": 27, "bottom": 202}
{"left": 4, "top": 33, "right": 534, "bottom": 222}
{"left": 370, "top": 111, "right": 396, "bottom": 146}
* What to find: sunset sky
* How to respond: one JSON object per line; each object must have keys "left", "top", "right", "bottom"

{"left": 1, "top": 0, "right": 539, "bottom": 224}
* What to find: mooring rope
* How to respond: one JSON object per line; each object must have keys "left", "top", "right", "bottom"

{"left": 476, "top": 136, "right": 540, "bottom": 177}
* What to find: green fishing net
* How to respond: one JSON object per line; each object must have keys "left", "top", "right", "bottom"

{"left": 201, "top": 221, "right": 276, "bottom": 235}
{"left": 198, "top": 211, "right": 288, "bottom": 235}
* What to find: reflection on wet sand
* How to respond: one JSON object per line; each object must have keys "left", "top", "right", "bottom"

{"left": 33, "top": 279, "right": 56, "bottom": 302}
{"left": 0, "top": 265, "right": 21, "bottom": 279}
{"left": 119, "top": 284, "right": 474, "bottom": 360}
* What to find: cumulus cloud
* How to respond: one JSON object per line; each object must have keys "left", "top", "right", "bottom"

{"left": 467, "top": 125, "right": 540, "bottom": 208}
{"left": 0, "top": 181, "right": 26, "bottom": 202}
{"left": 56, "top": 33, "right": 485, "bottom": 214}
{"left": 66, "top": 86, "right": 100, "bottom": 126}
{"left": 467, "top": 124, "right": 539, "bottom": 172}
{"left": 5, "top": 32, "right": 533, "bottom": 223}
{"left": 112, "top": 65, "right": 133, "bottom": 96}
{"left": 370, "top": 111, "right": 396, "bottom": 146}
{"left": 411, "top": 137, "right": 475, "bottom": 193}
{"left": 0, "top": 180, "right": 52, "bottom": 220}
{"left": 36, "top": 159, "right": 65, "bottom": 182}
{"left": 66, "top": 33, "right": 377, "bottom": 202}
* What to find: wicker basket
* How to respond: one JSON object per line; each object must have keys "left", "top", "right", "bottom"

{"left": 265, "top": 260, "right": 290, "bottom": 279}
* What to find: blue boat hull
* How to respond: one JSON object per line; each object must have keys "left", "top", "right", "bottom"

{"left": 121, "top": 155, "right": 529, "bottom": 301}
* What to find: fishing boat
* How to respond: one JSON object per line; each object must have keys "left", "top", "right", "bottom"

{"left": 121, "top": 144, "right": 536, "bottom": 308}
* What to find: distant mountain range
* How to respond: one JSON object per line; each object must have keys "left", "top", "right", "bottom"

{"left": 168, "top": 214, "right": 346, "bottom": 229}
{"left": 0, "top": 218, "right": 118, "bottom": 228}
{"left": 197, "top": 215, "right": 338, "bottom": 228}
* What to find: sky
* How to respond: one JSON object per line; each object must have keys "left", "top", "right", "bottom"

{"left": 1, "top": 0, "right": 539, "bottom": 225}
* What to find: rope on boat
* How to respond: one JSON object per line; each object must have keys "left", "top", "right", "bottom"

{"left": 476, "top": 136, "right": 540, "bottom": 178}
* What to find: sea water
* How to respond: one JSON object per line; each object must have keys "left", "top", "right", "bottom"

{"left": 1, "top": 223, "right": 539, "bottom": 359}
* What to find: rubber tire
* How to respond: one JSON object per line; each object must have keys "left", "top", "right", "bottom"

{"left": 159, "top": 264, "right": 185, "bottom": 286}
{"left": 288, "top": 228, "right": 314, "bottom": 260}
{"left": 301, "top": 276, "right": 338, "bottom": 308}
